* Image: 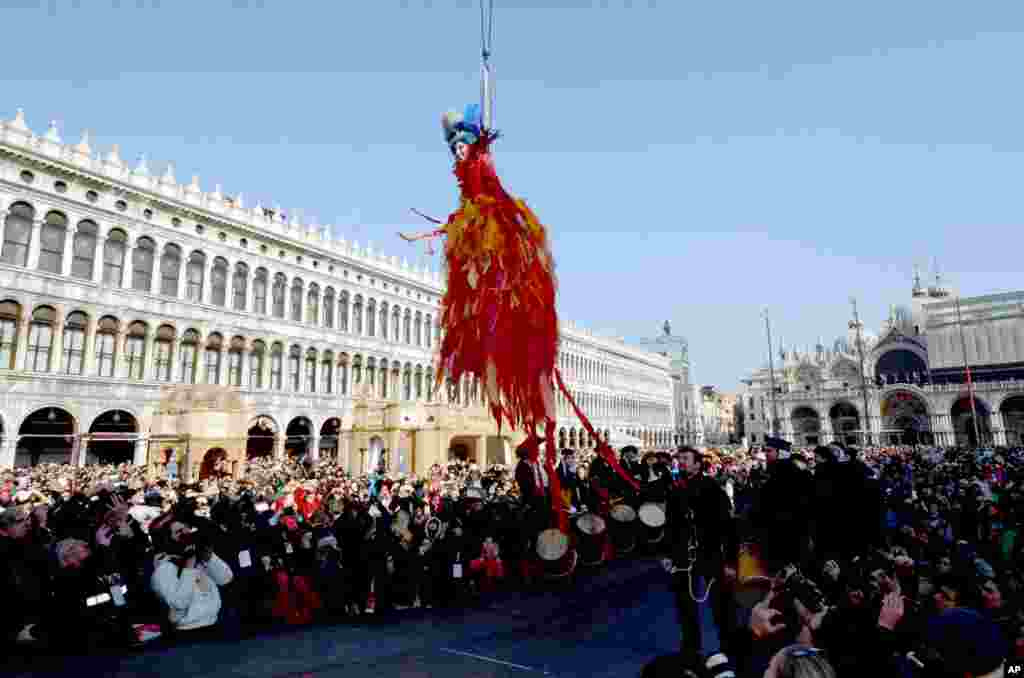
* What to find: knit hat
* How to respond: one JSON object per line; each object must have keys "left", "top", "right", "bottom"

{"left": 921, "top": 608, "right": 1007, "bottom": 676}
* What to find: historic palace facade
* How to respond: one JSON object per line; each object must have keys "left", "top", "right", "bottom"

{"left": 0, "top": 109, "right": 675, "bottom": 478}
{"left": 742, "top": 274, "right": 1024, "bottom": 449}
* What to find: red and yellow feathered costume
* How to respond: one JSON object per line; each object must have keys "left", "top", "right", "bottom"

{"left": 438, "top": 128, "right": 559, "bottom": 434}
{"left": 403, "top": 106, "right": 638, "bottom": 531}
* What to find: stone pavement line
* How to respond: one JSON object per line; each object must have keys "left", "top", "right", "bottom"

{"left": 439, "top": 648, "right": 544, "bottom": 673}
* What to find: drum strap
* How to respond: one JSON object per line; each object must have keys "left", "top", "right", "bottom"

{"left": 670, "top": 509, "right": 717, "bottom": 604}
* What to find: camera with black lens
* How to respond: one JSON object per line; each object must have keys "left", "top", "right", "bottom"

{"left": 771, "top": 565, "right": 828, "bottom": 629}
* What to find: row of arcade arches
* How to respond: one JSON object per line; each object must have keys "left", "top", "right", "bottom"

{"left": 789, "top": 392, "right": 1024, "bottom": 447}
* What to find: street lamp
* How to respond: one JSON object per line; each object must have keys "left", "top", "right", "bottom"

{"left": 763, "top": 307, "right": 780, "bottom": 436}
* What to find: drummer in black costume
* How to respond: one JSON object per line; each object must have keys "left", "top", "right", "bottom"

{"left": 638, "top": 451, "right": 672, "bottom": 503}
{"left": 662, "top": 447, "right": 739, "bottom": 678}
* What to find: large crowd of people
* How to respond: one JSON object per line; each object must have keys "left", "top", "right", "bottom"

{"left": 2, "top": 441, "right": 1023, "bottom": 678}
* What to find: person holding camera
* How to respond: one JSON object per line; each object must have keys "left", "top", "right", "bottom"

{"left": 150, "top": 517, "right": 234, "bottom": 643}
{"left": 662, "top": 447, "right": 739, "bottom": 678}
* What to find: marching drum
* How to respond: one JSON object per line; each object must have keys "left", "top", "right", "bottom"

{"left": 573, "top": 511, "right": 608, "bottom": 566}
{"left": 536, "top": 528, "right": 577, "bottom": 579}
{"left": 637, "top": 502, "right": 666, "bottom": 545}
{"left": 609, "top": 503, "right": 637, "bottom": 555}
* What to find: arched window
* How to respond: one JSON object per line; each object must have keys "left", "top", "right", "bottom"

{"left": 232, "top": 263, "right": 248, "bottom": 311}
{"left": 352, "top": 355, "right": 363, "bottom": 385}
{"left": 27, "top": 306, "right": 55, "bottom": 371}
{"left": 425, "top": 314, "right": 433, "bottom": 348}
{"left": 367, "top": 357, "right": 377, "bottom": 388}
{"left": 210, "top": 257, "right": 229, "bottom": 307}
{"left": 403, "top": 365, "right": 412, "bottom": 401}
{"left": 339, "top": 292, "right": 349, "bottom": 332}
{"left": 353, "top": 295, "right": 363, "bottom": 334}
{"left": 160, "top": 244, "right": 181, "bottom": 297}
{"left": 367, "top": 299, "right": 376, "bottom": 337}
{"left": 253, "top": 268, "right": 268, "bottom": 315}
{"left": 414, "top": 312, "right": 423, "bottom": 347}
{"left": 0, "top": 302, "right": 21, "bottom": 369}
{"left": 228, "top": 336, "right": 245, "bottom": 386}
{"left": 306, "top": 284, "right": 320, "bottom": 325}
{"left": 323, "top": 288, "right": 335, "bottom": 328}
{"left": 338, "top": 356, "right": 349, "bottom": 395}
{"left": 289, "top": 345, "right": 302, "bottom": 391}
{"left": 392, "top": 307, "right": 400, "bottom": 342}
{"left": 39, "top": 211, "right": 67, "bottom": 274}
{"left": 186, "top": 252, "right": 205, "bottom": 303}
{"left": 321, "top": 351, "right": 334, "bottom": 394}
{"left": 426, "top": 367, "right": 434, "bottom": 402}
{"left": 272, "top": 274, "right": 286, "bottom": 318}
{"left": 72, "top": 220, "right": 98, "bottom": 280}
{"left": 415, "top": 366, "right": 424, "bottom": 400}
{"left": 270, "top": 342, "right": 284, "bottom": 390}
{"left": 403, "top": 310, "right": 412, "bottom": 344}
{"left": 103, "top": 229, "right": 127, "bottom": 286}
{"left": 153, "top": 325, "right": 174, "bottom": 378}
{"left": 1, "top": 202, "right": 33, "bottom": 266}
{"left": 204, "top": 333, "right": 223, "bottom": 384}
{"left": 290, "top": 279, "right": 303, "bottom": 323}
{"left": 179, "top": 329, "right": 199, "bottom": 384}
{"left": 132, "top": 237, "right": 155, "bottom": 291}
{"left": 380, "top": 302, "right": 389, "bottom": 340}
{"left": 250, "top": 340, "right": 265, "bottom": 388}
{"left": 124, "top": 321, "right": 146, "bottom": 379}
{"left": 62, "top": 311, "right": 88, "bottom": 375}
{"left": 95, "top": 316, "right": 118, "bottom": 378}
{"left": 305, "top": 348, "right": 317, "bottom": 392}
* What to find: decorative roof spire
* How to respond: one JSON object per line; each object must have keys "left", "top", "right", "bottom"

{"left": 105, "top": 143, "right": 123, "bottom": 167}
{"left": 185, "top": 174, "right": 201, "bottom": 195}
{"left": 133, "top": 153, "right": 150, "bottom": 176}
{"left": 235, "top": 193, "right": 244, "bottom": 209}
{"left": 44, "top": 120, "right": 61, "bottom": 143}
{"left": 9, "top": 108, "right": 29, "bottom": 132}
{"left": 75, "top": 129, "right": 93, "bottom": 155}
{"left": 210, "top": 183, "right": 223, "bottom": 201}
{"left": 161, "top": 162, "right": 176, "bottom": 185}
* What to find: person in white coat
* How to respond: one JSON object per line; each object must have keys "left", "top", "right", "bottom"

{"left": 150, "top": 520, "right": 234, "bottom": 641}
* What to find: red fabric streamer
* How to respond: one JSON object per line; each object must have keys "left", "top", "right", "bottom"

{"left": 554, "top": 367, "right": 640, "bottom": 492}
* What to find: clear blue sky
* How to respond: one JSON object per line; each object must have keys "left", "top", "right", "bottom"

{"left": 6, "top": 1, "right": 1024, "bottom": 389}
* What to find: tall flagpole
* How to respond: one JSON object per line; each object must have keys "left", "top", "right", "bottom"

{"left": 851, "top": 297, "right": 873, "bottom": 446}
{"left": 955, "top": 296, "right": 982, "bottom": 446}
{"left": 764, "top": 308, "right": 779, "bottom": 437}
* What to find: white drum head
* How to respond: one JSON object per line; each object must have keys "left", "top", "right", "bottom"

{"left": 536, "top": 528, "right": 569, "bottom": 561}
{"left": 638, "top": 503, "right": 666, "bottom": 527}
{"left": 576, "top": 513, "right": 607, "bottom": 535}
{"left": 610, "top": 504, "right": 637, "bottom": 523}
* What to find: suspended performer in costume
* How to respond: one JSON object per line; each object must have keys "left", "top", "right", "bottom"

{"left": 399, "top": 105, "right": 639, "bottom": 529}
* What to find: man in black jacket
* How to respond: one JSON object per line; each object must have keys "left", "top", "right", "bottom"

{"left": 752, "top": 437, "right": 813, "bottom": 573}
{"left": 662, "top": 447, "right": 739, "bottom": 678}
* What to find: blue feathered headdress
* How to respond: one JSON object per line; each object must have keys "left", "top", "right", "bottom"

{"left": 441, "top": 103, "right": 484, "bottom": 154}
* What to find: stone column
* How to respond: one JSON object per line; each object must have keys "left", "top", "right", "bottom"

{"left": 120, "top": 244, "right": 132, "bottom": 289}
{"left": 133, "top": 438, "right": 147, "bottom": 466}
{"left": 92, "top": 225, "right": 107, "bottom": 284}
{"left": 992, "top": 412, "right": 1007, "bottom": 446}
{"left": 202, "top": 259, "right": 213, "bottom": 305}
{"left": 309, "top": 436, "right": 320, "bottom": 463}
{"left": 83, "top": 315, "right": 98, "bottom": 375}
{"left": 149, "top": 239, "right": 162, "bottom": 295}
{"left": 0, "top": 437, "right": 16, "bottom": 469}
{"left": 113, "top": 329, "right": 128, "bottom": 380}
{"left": 25, "top": 218, "right": 43, "bottom": 270}
{"left": 476, "top": 434, "right": 487, "bottom": 467}
{"left": 176, "top": 260, "right": 188, "bottom": 300}
{"left": 0, "top": 208, "right": 8, "bottom": 255}
{"left": 142, "top": 331, "right": 156, "bottom": 380}
{"left": 195, "top": 344, "right": 208, "bottom": 385}
{"left": 61, "top": 225, "right": 74, "bottom": 277}
{"left": 239, "top": 348, "right": 248, "bottom": 389}
{"left": 218, "top": 348, "right": 228, "bottom": 386}
{"left": 261, "top": 348, "right": 273, "bottom": 390}
{"left": 50, "top": 311, "right": 65, "bottom": 374}
{"left": 274, "top": 434, "right": 286, "bottom": 461}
